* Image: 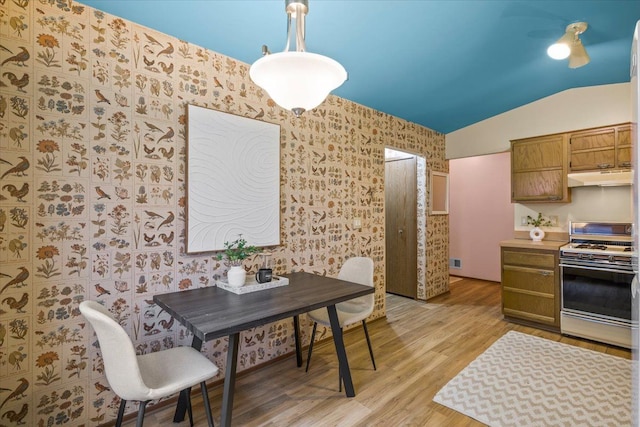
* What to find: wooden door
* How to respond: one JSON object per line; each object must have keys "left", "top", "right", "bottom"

{"left": 385, "top": 157, "right": 417, "bottom": 298}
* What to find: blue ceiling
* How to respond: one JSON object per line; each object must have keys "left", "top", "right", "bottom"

{"left": 78, "top": 1, "right": 640, "bottom": 134}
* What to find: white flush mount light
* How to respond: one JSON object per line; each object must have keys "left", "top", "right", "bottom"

{"left": 547, "top": 22, "right": 590, "bottom": 68}
{"left": 249, "top": 0, "right": 347, "bottom": 117}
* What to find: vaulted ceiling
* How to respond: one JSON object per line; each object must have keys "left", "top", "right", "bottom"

{"left": 79, "top": 1, "right": 640, "bottom": 134}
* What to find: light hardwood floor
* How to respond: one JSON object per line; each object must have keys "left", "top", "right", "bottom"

{"left": 125, "top": 277, "right": 631, "bottom": 426}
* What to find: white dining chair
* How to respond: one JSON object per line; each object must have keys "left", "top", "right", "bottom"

{"left": 80, "top": 300, "right": 219, "bottom": 427}
{"left": 305, "top": 257, "right": 376, "bottom": 388}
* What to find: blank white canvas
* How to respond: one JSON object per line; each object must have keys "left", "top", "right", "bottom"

{"left": 186, "top": 104, "right": 281, "bottom": 253}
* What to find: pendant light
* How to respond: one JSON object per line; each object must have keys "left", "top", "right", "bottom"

{"left": 547, "top": 22, "right": 590, "bottom": 69}
{"left": 249, "top": 0, "right": 347, "bottom": 117}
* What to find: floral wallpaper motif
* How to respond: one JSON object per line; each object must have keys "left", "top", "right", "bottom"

{"left": 0, "top": 0, "right": 448, "bottom": 425}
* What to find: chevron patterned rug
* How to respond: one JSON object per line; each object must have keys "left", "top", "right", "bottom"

{"left": 433, "top": 331, "right": 632, "bottom": 426}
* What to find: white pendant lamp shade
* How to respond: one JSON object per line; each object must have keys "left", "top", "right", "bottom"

{"left": 250, "top": 51, "right": 347, "bottom": 114}
{"left": 250, "top": 0, "right": 347, "bottom": 117}
{"left": 568, "top": 38, "right": 590, "bottom": 69}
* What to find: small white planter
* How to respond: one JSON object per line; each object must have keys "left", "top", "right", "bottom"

{"left": 227, "top": 265, "right": 246, "bottom": 287}
{"left": 529, "top": 227, "right": 545, "bottom": 242}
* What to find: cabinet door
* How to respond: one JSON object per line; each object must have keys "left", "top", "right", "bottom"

{"left": 511, "top": 134, "right": 568, "bottom": 203}
{"left": 512, "top": 135, "right": 564, "bottom": 171}
{"left": 569, "top": 127, "right": 616, "bottom": 171}
{"left": 512, "top": 170, "right": 565, "bottom": 202}
{"left": 617, "top": 125, "right": 632, "bottom": 169}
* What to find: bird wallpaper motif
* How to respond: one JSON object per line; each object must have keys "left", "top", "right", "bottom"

{"left": 0, "top": 0, "right": 448, "bottom": 425}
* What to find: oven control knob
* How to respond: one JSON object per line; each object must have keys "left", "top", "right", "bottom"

{"left": 608, "top": 255, "right": 615, "bottom": 262}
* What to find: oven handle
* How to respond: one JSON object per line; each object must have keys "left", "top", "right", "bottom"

{"left": 562, "top": 309, "right": 633, "bottom": 327}
{"left": 559, "top": 263, "right": 634, "bottom": 275}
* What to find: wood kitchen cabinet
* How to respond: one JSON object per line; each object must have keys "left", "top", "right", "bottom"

{"left": 511, "top": 134, "right": 570, "bottom": 203}
{"left": 568, "top": 123, "right": 632, "bottom": 172}
{"left": 616, "top": 124, "right": 632, "bottom": 169}
{"left": 501, "top": 245, "right": 560, "bottom": 330}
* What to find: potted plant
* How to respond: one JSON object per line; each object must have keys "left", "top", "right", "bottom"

{"left": 526, "top": 213, "right": 552, "bottom": 242}
{"left": 216, "top": 235, "right": 259, "bottom": 286}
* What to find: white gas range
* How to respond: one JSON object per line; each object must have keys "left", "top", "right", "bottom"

{"left": 559, "top": 221, "right": 635, "bottom": 348}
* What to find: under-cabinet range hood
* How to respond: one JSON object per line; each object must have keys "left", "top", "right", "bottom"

{"left": 567, "top": 170, "right": 632, "bottom": 187}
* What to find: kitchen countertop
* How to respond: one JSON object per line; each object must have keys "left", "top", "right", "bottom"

{"left": 500, "top": 239, "right": 567, "bottom": 250}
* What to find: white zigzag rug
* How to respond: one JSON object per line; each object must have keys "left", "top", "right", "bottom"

{"left": 433, "top": 331, "right": 632, "bottom": 426}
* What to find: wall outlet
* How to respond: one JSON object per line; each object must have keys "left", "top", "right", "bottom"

{"left": 450, "top": 258, "right": 462, "bottom": 269}
{"left": 353, "top": 217, "right": 362, "bottom": 229}
{"left": 548, "top": 215, "right": 558, "bottom": 226}
{"left": 521, "top": 216, "right": 528, "bottom": 226}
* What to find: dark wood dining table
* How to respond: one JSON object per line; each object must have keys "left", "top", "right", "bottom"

{"left": 153, "top": 271, "right": 374, "bottom": 427}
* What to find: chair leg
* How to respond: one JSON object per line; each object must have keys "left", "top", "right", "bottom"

{"left": 115, "top": 399, "right": 127, "bottom": 427}
{"left": 338, "top": 327, "right": 344, "bottom": 392}
{"left": 135, "top": 401, "right": 148, "bottom": 427}
{"left": 201, "top": 381, "right": 215, "bottom": 427}
{"left": 305, "top": 322, "right": 318, "bottom": 372}
{"left": 362, "top": 320, "right": 376, "bottom": 370}
{"left": 186, "top": 386, "right": 194, "bottom": 427}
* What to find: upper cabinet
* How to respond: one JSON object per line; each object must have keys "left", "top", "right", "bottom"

{"left": 569, "top": 123, "right": 632, "bottom": 172}
{"left": 511, "top": 134, "right": 570, "bottom": 203}
{"left": 511, "top": 123, "right": 631, "bottom": 204}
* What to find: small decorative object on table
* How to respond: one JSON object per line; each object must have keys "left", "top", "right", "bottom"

{"left": 527, "top": 213, "right": 552, "bottom": 242}
{"left": 255, "top": 252, "right": 273, "bottom": 283}
{"left": 216, "top": 275, "right": 289, "bottom": 294}
{"left": 216, "top": 235, "right": 259, "bottom": 287}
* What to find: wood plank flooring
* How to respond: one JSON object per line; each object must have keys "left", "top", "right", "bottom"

{"left": 126, "top": 277, "right": 631, "bottom": 426}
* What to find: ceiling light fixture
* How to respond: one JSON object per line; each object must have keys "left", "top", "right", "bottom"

{"left": 249, "top": 0, "right": 347, "bottom": 117}
{"left": 547, "top": 22, "right": 590, "bottom": 68}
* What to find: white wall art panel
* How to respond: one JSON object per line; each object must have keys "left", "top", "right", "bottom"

{"left": 186, "top": 104, "right": 281, "bottom": 253}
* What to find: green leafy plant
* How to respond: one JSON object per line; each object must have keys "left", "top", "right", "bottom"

{"left": 526, "top": 212, "right": 552, "bottom": 228}
{"left": 216, "top": 235, "right": 259, "bottom": 265}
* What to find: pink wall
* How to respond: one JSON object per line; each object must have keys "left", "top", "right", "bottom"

{"left": 449, "top": 152, "right": 514, "bottom": 282}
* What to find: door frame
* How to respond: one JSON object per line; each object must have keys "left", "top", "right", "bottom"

{"left": 384, "top": 147, "right": 426, "bottom": 300}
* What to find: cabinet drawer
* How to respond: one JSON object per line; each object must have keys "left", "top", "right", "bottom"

{"left": 502, "top": 250, "right": 556, "bottom": 269}
{"left": 502, "top": 290, "right": 556, "bottom": 325}
{"left": 502, "top": 265, "right": 555, "bottom": 294}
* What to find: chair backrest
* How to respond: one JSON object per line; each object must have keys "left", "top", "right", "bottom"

{"left": 79, "top": 301, "right": 150, "bottom": 401}
{"left": 338, "top": 257, "right": 374, "bottom": 287}
{"left": 338, "top": 257, "right": 375, "bottom": 315}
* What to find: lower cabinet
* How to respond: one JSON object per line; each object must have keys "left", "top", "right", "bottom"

{"left": 501, "top": 246, "right": 560, "bottom": 330}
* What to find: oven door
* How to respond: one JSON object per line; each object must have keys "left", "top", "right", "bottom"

{"left": 560, "top": 262, "right": 633, "bottom": 323}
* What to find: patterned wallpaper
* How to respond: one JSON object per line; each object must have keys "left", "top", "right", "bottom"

{"left": 0, "top": 0, "right": 448, "bottom": 425}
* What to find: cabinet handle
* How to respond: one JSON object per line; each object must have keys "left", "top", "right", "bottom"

{"left": 597, "top": 163, "right": 611, "bottom": 169}
{"left": 547, "top": 196, "right": 561, "bottom": 201}
{"left": 619, "top": 162, "right": 631, "bottom": 168}
{"left": 539, "top": 270, "right": 552, "bottom": 276}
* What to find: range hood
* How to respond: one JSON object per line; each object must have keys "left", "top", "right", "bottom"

{"left": 567, "top": 170, "right": 633, "bottom": 187}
